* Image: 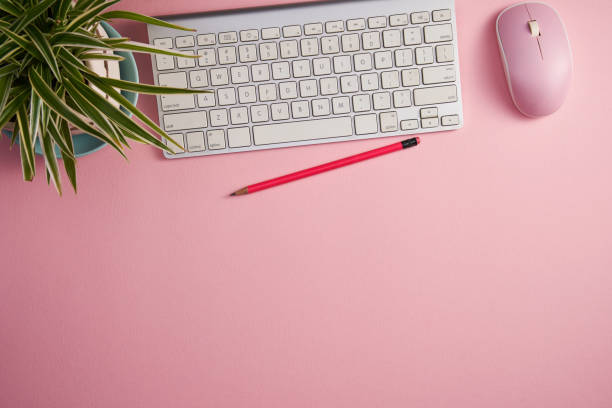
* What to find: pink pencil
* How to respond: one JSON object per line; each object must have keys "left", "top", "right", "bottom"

{"left": 230, "top": 137, "right": 420, "bottom": 196}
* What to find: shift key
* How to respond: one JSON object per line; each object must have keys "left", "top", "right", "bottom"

{"left": 413, "top": 85, "right": 457, "bottom": 105}
{"left": 163, "top": 111, "right": 207, "bottom": 131}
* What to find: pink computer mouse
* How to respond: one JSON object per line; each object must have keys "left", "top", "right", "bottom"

{"left": 496, "top": 2, "right": 573, "bottom": 117}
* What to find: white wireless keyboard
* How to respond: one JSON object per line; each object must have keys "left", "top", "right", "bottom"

{"left": 147, "top": 0, "right": 463, "bottom": 158}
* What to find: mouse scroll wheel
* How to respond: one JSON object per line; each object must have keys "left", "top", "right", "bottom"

{"left": 528, "top": 20, "right": 540, "bottom": 37}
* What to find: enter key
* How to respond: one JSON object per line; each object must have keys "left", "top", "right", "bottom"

{"left": 422, "top": 65, "right": 456, "bottom": 85}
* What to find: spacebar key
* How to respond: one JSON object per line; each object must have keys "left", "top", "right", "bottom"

{"left": 253, "top": 117, "right": 353, "bottom": 146}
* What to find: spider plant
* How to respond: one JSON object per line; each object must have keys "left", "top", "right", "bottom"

{"left": 0, "top": 0, "right": 207, "bottom": 194}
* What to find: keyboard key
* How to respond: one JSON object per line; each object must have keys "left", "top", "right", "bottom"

{"left": 393, "top": 90, "right": 411, "bottom": 107}
{"left": 228, "top": 127, "right": 251, "bottom": 148}
{"left": 238, "top": 44, "right": 258, "bottom": 63}
{"left": 251, "top": 105, "right": 269, "bottom": 122}
{"left": 197, "top": 93, "right": 216, "bottom": 107}
{"left": 390, "top": 14, "right": 409, "bottom": 26}
{"left": 394, "top": 49, "right": 413, "bottom": 67}
{"left": 158, "top": 72, "right": 188, "bottom": 88}
{"left": 352, "top": 94, "right": 371, "bottom": 112}
{"left": 320, "top": 77, "right": 339, "bottom": 95}
{"left": 321, "top": 36, "right": 340, "bottom": 54}
{"left": 362, "top": 32, "right": 381, "bottom": 50}
{"left": 271, "top": 103, "right": 290, "bottom": 120}
{"left": 217, "top": 88, "right": 236, "bottom": 106}
{"left": 153, "top": 38, "right": 172, "bottom": 48}
{"left": 300, "top": 38, "right": 319, "bottom": 56}
{"left": 186, "top": 131, "right": 205, "bottom": 152}
{"left": 381, "top": 70, "right": 400, "bottom": 89}
{"left": 325, "top": 20, "right": 344, "bottom": 33}
{"left": 424, "top": 24, "right": 453, "bottom": 43}
{"left": 403, "top": 27, "right": 422, "bottom": 45}
{"left": 413, "top": 85, "right": 458, "bottom": 105}
{"left": 197, "top": 34, "right": 215, "bottom": 46}
{"left": 272, "top": 61, "right": 290, "bottom": 79}
{"left": 291, "top": 100, "right": 310, "bottom": 118}
{"left": 312, "top": 98, "right": 331, "bottom": 116}
{"left": 411, "top": 11, "right": 430, "bottom": 24}
{"left": 401, "top": 68, "right": 419, "bottom": 86}
{"left": 374, "top": 51, "right": 393, "bottom": 69}
{"left": 304, "top": 23, "right": 323, "bottom": 35}
{"left": 207, "top": 130, "right": 226, "bottom": 150}
{"left": 422, "top": 65, "right": 456, "bottom": 85}
{"left": 219, "top": 31, "right": 238, "bottom": 44}
{"left": 420, "top": 107, "right": 438, "bottom": 118}
{"left": 261, "top": 27, "right": 281, "bottom": 40}
{"left": 436, "top": 44, "right": 454, "bottom": 62}
{"left": 360, "top": 73, "right": 379, "bottom": 91}
{"left": 251, "top": 64, "right": 270, "bottom": 82}
{"left": 189, "top": 70, "right": 208, "bottom": 88}
{"left": 210, "top": 68, "right": 229, "bottom": 86}
{"left": 313, "top": 58, "right": 332, "bottom": 75}
{"left": 218, "top": 46, "right": 237, "bottom": 64}
{"left": 240, "top": 29, "right": 259, "bottom": 42}
{"left": 332, "top": 96, "right": 350, "bottom": 114}
{"left": 341, "top": 34, "right": 360, "bottom": 52}
{"left": 340, "top": 75, "right": 359, "bottom": 93}
{"left": 382, "top": 30, "right": 402, "bottom": 47}
{"left": 368, "top": 16, "right": 386, "bottom": 29}
{"left": 280, "top": 40, "right": 299, "bottom": 58}
{"left": 292, "top": 60, "right": 311, "bottom": 78}
{"left": 254, "top": 117, "right": 353, "bottom": 145}
{"left": 279, "top": 81, "right": 298, "bottom": 99}
{"left": 259, "top": 84, "right": 278, "bottom": 101}
{"left": 421, "top": 117, "right": 439, "bottom": 128}
{"left": 415, "top": 46, "right": 434, "bottom": 64}
{"left": 354, "top": 53, "right": 373, "bottom": 71}
{"left": 401, "top": 119, "right": 419, "bottom": 130}
{"left": 177, "top": 50, "right": 196, "bottom": 69}
{"left": 441, "top": 114, "right": 460, "bottom": 126}
{"left": 259, "top": 43, "right": 278, "bottom": 61}
{"left": 230, "top": 66, "right": 250, "bottom": 84}
{"left": 165, "top": 134, "right": 184, "bottom": 154}
{"left": 333, "top": 55, "right": 352, "bottom": 73}
{"left": 161, "top": 94, "right": 195, "bottom": 111}
{"left": 300, "top": 79, "right": 318, "bottom": 97}
{"left": 354, "top": 113, "right": 378, "bottom": 134}
{"left": 283, "top": 25, "right": 302, "bottom": 37}
{"left": 210, "top": 109, "right": 229, "bottom": 126}
{"left": 380, "top": 111, "right": 398, "bottom": 132}
{"left": 197, "top": 49, "right": 216, "bottom": 66}
{"left": 163, "top": 111, "right": 207, "bottom": 131}
{"left": 238, "top": 85, "right": 257, "bottom": 104}
{"left": 433, "top": 9, "right": 452, "bottom": 22}
{"left": 347, "top": 18, "right": 366, "bottom": 31}
{"left": 155, "top": 54, "right": 174, "bottom": 71}
{"left": 176, "top": 36, "right": 194, "bottom": 48}
{"left": 373, "top": 92, "right": 391, "bottom": 110}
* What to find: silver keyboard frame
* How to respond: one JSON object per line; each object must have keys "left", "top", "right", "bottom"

{"left": 147, "top": 0, "right": 463, "bottom": 159}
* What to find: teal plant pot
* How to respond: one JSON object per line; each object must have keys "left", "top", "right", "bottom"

{"left": 2, "top": 21, "right": 139, "bottom": 158}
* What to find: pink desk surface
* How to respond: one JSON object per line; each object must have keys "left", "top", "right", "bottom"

{"left": 1, "top": 1, "right": 612, "bottom": 407}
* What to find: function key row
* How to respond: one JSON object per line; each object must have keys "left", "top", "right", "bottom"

{"left": 153, "top": 10, "right": 452, "bottom": 49}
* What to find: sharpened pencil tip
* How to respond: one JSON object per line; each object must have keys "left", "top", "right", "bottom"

{"left": 231, "top": 187, "right": 249, "bottom": 196}
{"left": 230, "top": 192, "right": 236, "bottom": 196}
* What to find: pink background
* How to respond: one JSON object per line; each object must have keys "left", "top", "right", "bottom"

{"left": 2, "top": 0, "right": 612, "bottom": 407}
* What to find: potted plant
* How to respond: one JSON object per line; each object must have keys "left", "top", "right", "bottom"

{"left": 0, "top": 0, "right": 208, "bottom": 194}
